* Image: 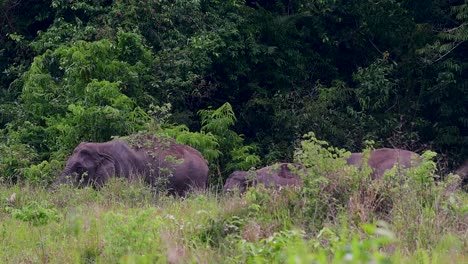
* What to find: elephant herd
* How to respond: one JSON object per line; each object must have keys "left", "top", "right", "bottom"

{"left": 55, "top": 135, "right": 467, "bottom": 195}
{"left": 223, "top": 148, "right": 423, "bottom": 192}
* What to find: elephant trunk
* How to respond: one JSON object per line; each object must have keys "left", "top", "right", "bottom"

{"left": 49, "top": 167, "right": 73, "bottom": 191}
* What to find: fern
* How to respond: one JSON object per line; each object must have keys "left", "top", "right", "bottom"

{"left": 198, "top": 103, "right": 260, "bottom": 174}
{"left": 198, "top": 102, "right": 237, "bottom": 135}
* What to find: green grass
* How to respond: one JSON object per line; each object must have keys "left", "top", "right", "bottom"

{"left": 0, "top": 177, "right": 466, "bottom": 264}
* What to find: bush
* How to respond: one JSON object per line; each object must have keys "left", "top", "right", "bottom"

{"left": 293, "top": 132, "right": 364, "bottom": 228}
{"left": 22, "top": 160, "right": 62, "bottom": 186}
{"left": 0, "top": 139, "right": 38, "bottom": 184}
{"left": 292, "top": 132, "right": 468, "bottom": 256}
{"left": 12, "top": 31, "right": 154, "bottom": 160}
{"left": 6, "top": 201, "right": 61, "bottom": 226}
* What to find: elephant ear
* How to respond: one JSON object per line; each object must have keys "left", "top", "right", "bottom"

{"left": 93, "top": 155, "right": 115, "bottom": 188}
{"left": 77, "top": 148, "right": 101, "bottom": 166}
{"left": 235, "top": 177, "right": 249, "bottom": 193}
{"left": 78, "top": 147, "right": 114, "bottom": 187}
{"left": 78, "top": 148, "right": 110, "bottom": 167}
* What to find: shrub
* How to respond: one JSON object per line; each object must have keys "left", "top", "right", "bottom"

{"left": 6, "top": 201, "right": 61, "bottom": 226}
{"left": 22, "top": 160, "right": 62, "bottom": 186}
{"left": 0, "top": 138, "right": 38, "bottom": 184}
{"left": 13, "top": 31, "right": 154, "bottom": 160}
{"left": 293, "top": 132, "right": 365, "bottom": 228}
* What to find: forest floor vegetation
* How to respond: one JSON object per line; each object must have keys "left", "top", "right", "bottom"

{"left": 0, "top": 171, "right": 466, "bottom": 263}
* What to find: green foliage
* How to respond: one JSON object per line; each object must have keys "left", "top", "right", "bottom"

{"left": 292, "top": 80, "right": 363, "bottom": 150}
{"left": 103, "top": 209, "right": 163, "bottom": 262}
{"left": 414, "top": 1, "right": 468, "bottom": 165}
{"left": 353, "top": 55, "right": 396, "bottom": 111}
{"left": 293, "top": 132, "right": 364, "bottom": 227}
{"left": 198, "top": 103, "right": 260, "bottom": 175}
{"left": 44, "top": 80, "right": 150, "bottom": 156}
{"left": 322, "top": 221, "right": 394, "bottom": 264}
{"left": 11, "top": 31, "right": 153, "bottom": 161}
{"left": 236, "top": 221, "right": 395, "bottom": 264}
{"left": 1, "top": 0, "right": 467, "bottom": 173}
{"left": 0, "top": 174, "right": 466, "bottom": 263}
{"left": 22, "top": 160, "right": 62, "bottom": 186}
{"left": 0, "top": 135, "right": 38, "bottom": 183}
{"left": 6, "top": 201, "right": 61, "bottom": 226}
{"left": 164, "top": 124, "right": 221, "bottom": 163}
{"left": 157, "top": 102, "right": 260, "bottom": 185}
{"left": 0, "top": 0, "right": 53, "bottom": 96}
{"left": 236, "top": 229, "right": 307, "bottom": 263}
{"left": 145, "top": 103, "right": 222, "bottom": 166}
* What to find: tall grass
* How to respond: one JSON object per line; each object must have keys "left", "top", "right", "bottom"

{"left": 0, "top": 180, "right": 465, "bottom": 263}
{"left": 0, "top": 137, "right": 467, "bottom": 263}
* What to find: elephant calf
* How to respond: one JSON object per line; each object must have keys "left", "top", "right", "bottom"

{"left": 346, "top": 148, "right": 421, "bottom": 179}
{"left": 56, "top": 134, "right": 209, "bottom": 195}
{"left": 223, "top": 163, "right": 303, "bottom": 193}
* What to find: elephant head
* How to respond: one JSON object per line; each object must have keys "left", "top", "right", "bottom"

{"left": 57, "top": 142, "right": 116, "bottom": 188}
{"left": 223, "top": 171, "right": 249, "bottom": 193}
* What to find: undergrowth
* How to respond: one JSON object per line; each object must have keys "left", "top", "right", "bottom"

{"left": 0, "top": 135, "right": 466, "bottom": 263}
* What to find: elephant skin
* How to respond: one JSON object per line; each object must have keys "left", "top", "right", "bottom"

{"left": 455, "top": 160, "right": 468, "bottom": 187}
{"left": 56, "top": 134, "right": 209, "bottom": 195}
{"left": 346, "top": 148, "right": 421, "bottom": 179}
{"left": 223, "top": 163, "right": 303, "bottom": 193}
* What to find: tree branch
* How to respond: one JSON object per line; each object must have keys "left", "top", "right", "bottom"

{"left": 432, "top": 41, "right": 465, "bottom": 63}
{"left": 432, "top": 22, "right": 467, "bottom": 33}
{"left": 367, "top": 38, "right": 398, "bottom": 65}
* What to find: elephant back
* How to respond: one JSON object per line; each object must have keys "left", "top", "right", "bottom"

{"left": 257, "top": 163, "right": 303, "bottom": 187}
{"left": 126, "top": 134, "right": 209, "bottom": 194}
{"left": 347, "top": 148, "right": 420, "bottom": 179}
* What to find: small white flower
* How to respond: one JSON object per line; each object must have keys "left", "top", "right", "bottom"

{"left": 166, "top": 214, "right": 176, "bottom": 221}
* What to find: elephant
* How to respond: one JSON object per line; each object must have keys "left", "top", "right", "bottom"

{"left": 223, "top": 163, "right": 303, "bottom": 193}
{"left": 223, "top": 148, "right": 420, "bottom": 193}
{"left": 346, "top": 148, "right": 421, "bottom": 179}
{"left": 455, "top": 160, "right": 468, "bottom": 187}
{"left": 55, "top": 134, "right": 209, "bottom": 195}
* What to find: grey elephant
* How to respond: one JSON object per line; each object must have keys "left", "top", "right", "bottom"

{"left": 223, "top": 148, "right": 421, "bottom": 193}
{"left": 55, "top": 134, "right": 209, "bottom": 195}
{"left": 346, "top": 148, "right": 421, "bottom": 179}
{"left": 223, "top": 163, "right": 303, "bottom": 193}
{"left": 455, "top": 160, "right": 468, "bottom": 187}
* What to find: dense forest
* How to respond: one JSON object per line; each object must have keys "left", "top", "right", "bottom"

{"left": 0, "top": 1, "right": 467, "bottom": 263}
{"left": 0, "top": 0, "right": 467, "bottom": 184}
